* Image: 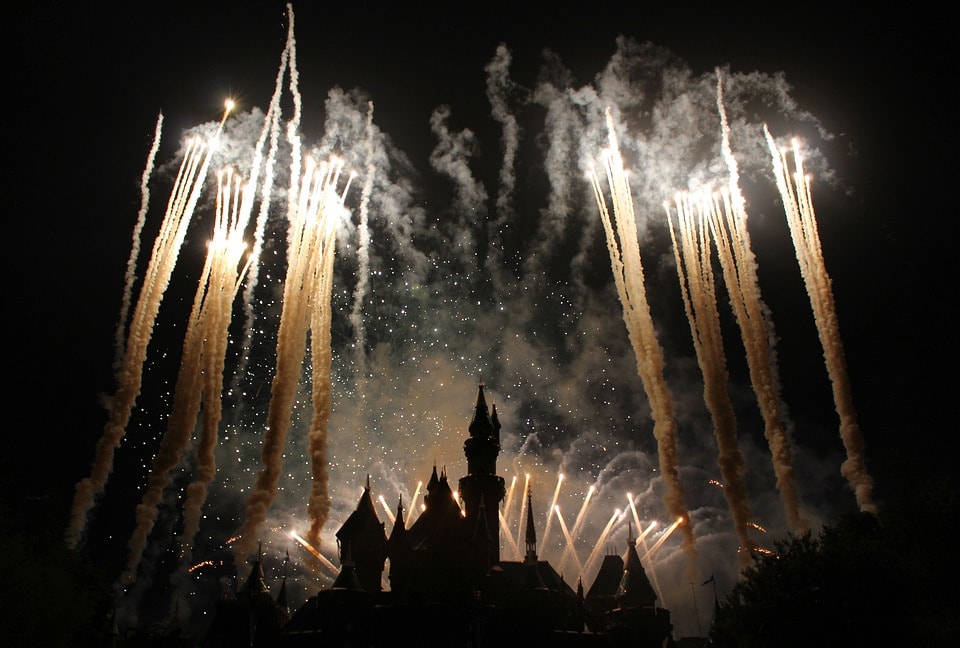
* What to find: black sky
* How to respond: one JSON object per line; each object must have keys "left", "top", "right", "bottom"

{"left": 3, "top": 0, "right": 957, "bottom": 634}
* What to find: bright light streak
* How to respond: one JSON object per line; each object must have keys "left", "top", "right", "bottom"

{"left": 643, "top": 517, "right": 684, "bottom": 563}
{"left": 502, "top": 474, "right": 519, "bottom": 528}
{"left": 290, "top": 531, "right": 338, "bottom": 577}
{"left": 581, "top": 508, "right": 624, "bottom": 581}
{"left": 378, "top": 495, "right": 396, "bottom": 524}
{"left": 538, "top": 472, "right": 563, "bottom": 557}
{"left": 559, "top": 485, "right": 596, "bottom": 575}
{"left": 498, "top": 509, "right": 520, "bottom": 558}
{"left": 406, "top": 481, "right": 423, "bottom": 528}
{"left": 553, "top": 505, "right": 582, "bottom": 576}
{"left": 515, "top": 474, "right": 531, "bottom": 560}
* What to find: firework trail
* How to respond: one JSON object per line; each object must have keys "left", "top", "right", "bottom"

{"left": 350, "top": 101, "right": 376, "bottom": 381}
{"left": 307, "top": 161, "right": 355, "bottom": 549}
{"left": 537, "top": 473, "right": 563, "bottom": 558}
{"left": 115, "top": 113, "right": 163, "bottom": 372}
{"left": 709, "top": 77, "right": 807, "bottom": 532}
{"left": 236, "top": 156, "right": 352, "bottom": 559}
{"left": 764, "top": 128, "right": 876, "bottom": 514}
{"left": 589, "top": 107, "right": 698, "bottom": 567}
{"left": 66, "top": 105, "right": 231, "bottom": 550}
{"left": 666, "top": 190, "right": 756, "bottom": 567}
{"left": 233, "top": 18, "right": 294, "bottom": 389}
{"left": 176, "top": 173, "right": 256, "bottom": 569}
{"left": 121, "top": 169, "right": 253, "bottom": 585}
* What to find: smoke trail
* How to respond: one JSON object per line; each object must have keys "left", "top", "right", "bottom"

{"left": 484, "top": 43, "right": 522, "bottom": 276}
{"left": 589, "top": 107, "right": 698, "bottom": 568}
{"left": 708, "top": 79, "right": 807, "bottom": 532}
{"left": 66, "top": 108, "right": 230, "bottom": 549}
{"left": 177, "top": 177, "right": 257, "bottom": 570}
{"left": 233, "top": 19, "right": 293, "bottom": 389}
{"left": 349, "top": 101, "right": 376, "bottom": 380}
{"left": 120, "top": 170, "right": 253, "bottom": 585}
{"left": 236, "top": 157, "right": 351, "bottom": 559}
{"left": 115, "top": 113, "right": 163, "bottom": 372}
{"left": 764, "top": 128, "right": 876, "bottom": 514}
{"left": 428, "top": 104, "right": 487, "bottom": 271}
{"left": 306, "top": 211, "right": 340, "bottom": 550}
{"left": 666, "top": 191, "right": 756, "bottom": 567}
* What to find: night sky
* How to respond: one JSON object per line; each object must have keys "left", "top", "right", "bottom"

{"left": 5, "top": 1, "right": 955, "bottom": 639}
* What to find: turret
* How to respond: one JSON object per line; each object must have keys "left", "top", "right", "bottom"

{"left": 459, "top": 383, "right": 506, "bottom": 564}
{"left": 616, "top": 522, "right": 657, "bottom": 609}
{"left": 335, "top": 476, "right": 388, "bottom": 593}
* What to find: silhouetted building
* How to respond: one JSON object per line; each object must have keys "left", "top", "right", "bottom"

{"left": 203, "top": 544, "right": 291, "bottom": 647}
{"left": 276, "top": 383, "right": 674, "bottom": 647}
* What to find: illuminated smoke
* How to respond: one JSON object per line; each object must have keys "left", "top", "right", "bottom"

{"left": 764, "top": 128, "right": 877, "bottom": 514}
{"left": 484, "top": 43, "right": 522, "bottom": 277}
{"left": 236, "top": 156, "right": 352, "bottom": 559}
{"left": 349, "top": 101, "right": 376, "bottom": 381}
{"left": 710, "top": 79, "right": 808, "bottom": 533}
{"left": 66, "top": 104, "right": 231, "bottom": 550}
{"left": 666, "top": 189, "right": 757, "bottom": 567}
{"left": 589, "top": 107, "right": 698, "bottom": 567}
{"left": 121, "top": 168, "right": 253, "bottom": 585}
{"left": 115, "top": 113, "right": 163, "bottom": 372}
{"left": 428, "top": 104, "right": 487, "bottom": 273}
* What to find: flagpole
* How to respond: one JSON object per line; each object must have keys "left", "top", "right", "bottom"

{"left": 690, "top": 582, "right": 703, "bottom": 637}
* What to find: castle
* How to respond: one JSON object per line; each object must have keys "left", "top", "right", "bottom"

{"left": 203, "top": 383, "right": 675, "bottom": 647}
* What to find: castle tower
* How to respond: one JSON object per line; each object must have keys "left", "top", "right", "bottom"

{"left": 458, "top": 382, "right": 506, "bottom": 564}
{"left": 335, "top": 475, "right": 388, "bottom": 593}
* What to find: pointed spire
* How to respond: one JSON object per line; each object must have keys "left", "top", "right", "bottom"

{"left": 366, "top": 473, "right": 371, "bottom": 491}
{"left": 617, "top": 534, "right": 658, "bottom": 608}
{"left": 240, "top": 544, "right": 268, "bottom": 594}
{"left": 525, "top": 491, "right": 538, "bottom": 563}
{"left": 390, "top": 495, "right": 408, "bottom": 545}
{"left": 469, "top": 381, "right": 493, "bottom": 437}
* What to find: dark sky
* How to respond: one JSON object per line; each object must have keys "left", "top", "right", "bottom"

{"left": 4, "top": 0, "right": 956, "bottom": 637}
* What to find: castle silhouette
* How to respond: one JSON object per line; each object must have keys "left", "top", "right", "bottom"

{"left": 203, "top": 383, "right": 675, "bottom": 647}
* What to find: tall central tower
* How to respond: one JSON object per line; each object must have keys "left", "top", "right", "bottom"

{"left": 458, "top": 382, "right": 506, "bottom": 563}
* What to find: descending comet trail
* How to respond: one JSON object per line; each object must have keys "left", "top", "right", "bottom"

{"left": 120, "top": 168, "right": 252, "bottom": 585}
{"left": 590, "top": 107, "right": 698, "bottom": 571}
{"left": 712, "top": 79, "right": 807, "bottom": 533}
{"left": 764, "top": 129, "right": 877, "bottom": 514}
{"left": 666, "top": 190, "right": 757, "bottom": 566}
{"left": 236, "top": 155, "right": 353, "bottom": 559}
{"left": 66, "top": 103, "right": 232, "bottom": 550}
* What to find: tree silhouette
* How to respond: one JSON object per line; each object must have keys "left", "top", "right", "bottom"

{"left": 710, "top": 479, "right": 959, "bottom": 647}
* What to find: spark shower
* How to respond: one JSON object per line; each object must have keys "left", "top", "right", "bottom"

{"left": 67, "top": 3, "right": 875, "bottom": 637}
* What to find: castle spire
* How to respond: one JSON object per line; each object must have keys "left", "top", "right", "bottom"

{"left": 525, "top": 491, "right": 538, "bottom": 563}
{"left": 469, "top": 381, "right": 493, "bottom": 437}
